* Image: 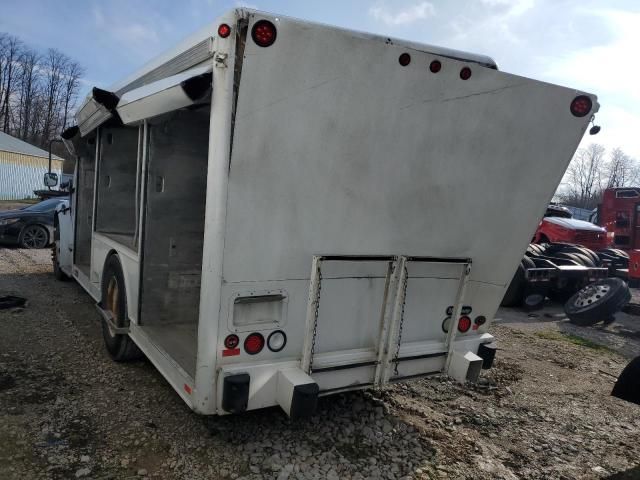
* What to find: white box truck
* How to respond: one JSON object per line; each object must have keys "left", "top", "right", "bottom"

{"left": 50, "top": 8, "right": 598, "bottom": 417}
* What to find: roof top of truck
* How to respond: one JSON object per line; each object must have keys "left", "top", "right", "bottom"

{"left": 76, "top": 8, "right": 497, "bottom": 126}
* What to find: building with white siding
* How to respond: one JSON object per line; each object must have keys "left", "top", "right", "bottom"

{"left": 0, "top": 131, "right": 64, "bottom": 200}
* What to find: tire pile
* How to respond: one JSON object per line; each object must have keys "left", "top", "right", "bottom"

{"left": 502, "top": 243, "right": 631, "bottom": 325}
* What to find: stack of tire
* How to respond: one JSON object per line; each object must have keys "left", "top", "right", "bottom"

{"left": 501, "top": 243, "right": 629, "bottom": 308}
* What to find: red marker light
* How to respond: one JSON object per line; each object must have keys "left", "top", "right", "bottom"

{"left": 218, "top": 23, "right": 231, "bottom": 38}
{"left": 570, "top": 95, "right": 592, "bottom": 117}
{"left": 460, "top": 67, "right": 472, "bottom": 80}
{"left": 399, "top": 53, "right": 411, "bottom": 66}
{"left": 252, "top": 20, "right": 277, "bottom": 47}
{"left": 429, "top": 60, "right": 442, "bottom": 73}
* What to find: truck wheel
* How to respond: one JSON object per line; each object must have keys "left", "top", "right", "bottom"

{"left": 564, "top": 278, "right": 631, "bottom": 326}
{"left": 501, "top": 264, "right": 526, "bottom": 307}
{"left": 101, "top": 255, "right": 143, "bottom": 362}
{"left": 51, "top": 242, "right": 69, "bottom": 281}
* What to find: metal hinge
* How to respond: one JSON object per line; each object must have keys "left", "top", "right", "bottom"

{"left": 214, "top": 52, "right": 228, "bottom": 68}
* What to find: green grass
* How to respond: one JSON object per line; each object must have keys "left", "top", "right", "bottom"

{"left": 535, "top": 330, "right": 612, "bottom": 352}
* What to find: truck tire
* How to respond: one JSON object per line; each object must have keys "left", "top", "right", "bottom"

{"left": 51, "top": 213, "right": 69, "bottom": 281}
{"left": 501, "top": 264, "right": 526, "bottom": 307}
{"left": 101, "top": 255, "right": 143, "bottom": 362}
{"left": 558, "top": 245, "right": 600, "bottom": 266}
{"left": 52, "top": 242, "right": 69, "bottom": 281}
{"left": 571, "top": 252, "right": 595, "bottom": 267}
{"left": 521, "top": 256, "right": 536, "bottom": 269}
{"left": 612, "top": 356, "right": 640, "bottom": 405}
{"left": 564, "top": 278, "right": 631, "bottom": 326}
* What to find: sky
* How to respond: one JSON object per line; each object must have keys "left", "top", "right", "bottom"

{"left": 1, "top": 0, "right": 638, "bottom": 158}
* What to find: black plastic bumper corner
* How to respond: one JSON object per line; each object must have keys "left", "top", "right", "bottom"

{"left": 222, "top": 373, "right": 250, "bottom": 413}
{"left": 290, "top": 383, "right": 319, "bottom": 420}
{"left": 478, "top": 342, "right": 497, "bottom": 370}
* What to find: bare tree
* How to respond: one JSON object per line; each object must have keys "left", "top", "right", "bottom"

{"left": 41, "top": 48, "right": 68, "bottom": 143}
{"left": 605, "top": 147, "right": 639, "bottom": 188}
{"left": 560, "top": 143, "right": 606, "bottom": 209}
{"left": 15, "top": 47, "right": 40, "bottom": 140}
{"left": 60, "top": 60, "right": 84, "bottom": 130}
{"left": 0, "top": 34, "right": 23, "bottom": 132}
{"left": 0, "top": 32, "right": 85, "bottom": 153}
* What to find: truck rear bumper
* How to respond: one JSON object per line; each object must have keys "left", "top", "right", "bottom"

{"left": 217, "top": 333, "right": 495, "bottom": 416}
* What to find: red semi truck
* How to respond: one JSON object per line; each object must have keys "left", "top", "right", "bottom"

{"left": 591, "top": 188, "right": 640, "bottom": 282}
{"left": 591, "top": 188, "right": 640, "bottom": 251}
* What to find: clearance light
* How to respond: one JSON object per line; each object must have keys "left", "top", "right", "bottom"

{"left": 459, "top": 67, "right": 472, "bottom": 80}
{"left": 218, "top": 24, "right": 231, "bottom": 38}
{"left": 570, "top": 95, "right": 592, "bottom": 118}
{"left": 429, "top": 60, "right": 442, "bottom": 73}
{"left": 252, "top": 20, "right": 277, "bottom": 47}
{"left": 399, "top": 53, "right": 411, "bottom": 66}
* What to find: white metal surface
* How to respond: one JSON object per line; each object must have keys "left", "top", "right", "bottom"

{"left": 276, "top": 368, "right": 316, "bottom": 417}
{"left": 448, "top": 350, "right": 483, "bottom": 384}
{"left": 76, "top": 92, "right": 113, "bottom": 137}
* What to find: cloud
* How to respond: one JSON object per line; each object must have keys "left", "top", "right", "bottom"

{"left": 542, "top": 9, "right": 640, "bottom": 158}
{"left": 369, "top": 1, "right": 435, "bottom": 26}
{"left": 91, "top": 5, "right": 162, "bottom": 61}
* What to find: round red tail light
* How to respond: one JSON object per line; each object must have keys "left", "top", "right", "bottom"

{"left": 570, "top": 95, "right": 592, "bottom": 117}
{"left": 251, "top": 20, "right": 277, "bottom": 47}
{"left": 244, "top": 333, "right": 265, "bottom": 355}
{"left": 224, "top": 334, "right": 239, "bottom": 349}
{"left": 460, "top": 67, "right": 472, "bottom": 80}
{"left": 218, "top": 23, "right": 231, "bottom": 38}
{"left": 429, "top": 60, "right": 442, "bottom": 73}
{"left": 399, "top": 53, "right": 411, "bottom": 66}
{"left": 458, "top": 316, "right": 472, "bottom": 333}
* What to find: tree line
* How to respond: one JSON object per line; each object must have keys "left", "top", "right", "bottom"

{"left": 556, "top": 144, "right": 638, "bottom": 210}
{"left": 0, "top": 32, "right": 84, "bottom": 154}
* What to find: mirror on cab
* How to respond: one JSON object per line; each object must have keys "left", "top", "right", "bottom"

{"left": 44, "top": 172, "right": 59, "bottom": 187}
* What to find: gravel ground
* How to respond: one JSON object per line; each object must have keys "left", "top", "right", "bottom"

{"left": 1, "top": 247, "right": 639, "bottom": 480}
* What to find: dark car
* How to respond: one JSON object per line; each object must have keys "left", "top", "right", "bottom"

{"left": 0, "top": 197, "right": 68, "bottom": 249}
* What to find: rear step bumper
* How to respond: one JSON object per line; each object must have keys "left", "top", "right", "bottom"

{"left": 217, "top": 334, "right": 494, "bottom": 416}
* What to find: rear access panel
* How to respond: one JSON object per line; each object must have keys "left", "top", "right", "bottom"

{"left": 301, "top": 256, "right": 397, "bottom": 392}
{"left": 301, "top": 255, "right": 471, "bottom": 392}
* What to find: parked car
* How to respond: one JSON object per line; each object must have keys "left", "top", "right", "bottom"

{"left": 533, "top": 204, "right": 608, "bottom": 251}
{"left": 0, "top": 197, "right": 68, "bottom": 249}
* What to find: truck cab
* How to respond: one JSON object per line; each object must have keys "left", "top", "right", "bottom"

{"left": 534, "top": 204, "right": 608, "bottom": 251}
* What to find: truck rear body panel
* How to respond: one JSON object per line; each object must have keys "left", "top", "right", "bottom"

{"left": 58, "top": 9, "right": 597, "bottom": 415}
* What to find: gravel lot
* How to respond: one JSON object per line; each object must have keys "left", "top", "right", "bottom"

{"left": 1, "top": 247, "right": 639, "bottom": 480}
